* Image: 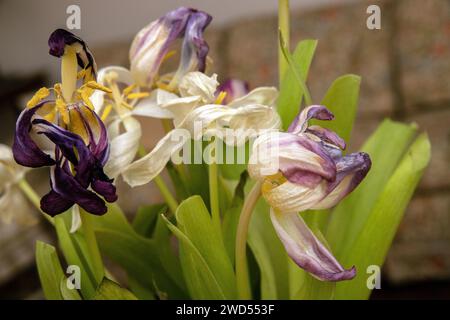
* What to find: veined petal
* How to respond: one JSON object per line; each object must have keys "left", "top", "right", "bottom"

{"left": 170, "top": 10, "right": 212, "bottom": 87}
{"left": 130, "top": 7, "right": 211, "bottom": 87}
{"left": 48, "top": 29, "right": 97, "bottom": 81}
{"left": 248, "top": 131, "right": 336, "bottom": 183}
{"left": 104, "top": 116, "right": 142, "bottom": 178}
{"left": 122, "top": 129, "right": 190, "bottom": 187}
{"left": 288, "top": 105, "right": 334, "bottom": 135}
{"left": 306, "top": 125, "right": 346, "bottom": 150}
{"left": 216, "top": 79, "right": 249, "bottom": 105}
{"left": 160, "top": 95, "right": 202, "bottom": 127}
{"left": 270, "top": 209, "right": 356, "bottom": 281}
{"left": 13, "top": 102, "right": 56, "bottom": 168}
{"left": 178, "top": 72, "right": 219, "bottom": 102}
{"left": 227, "top": 87, "right": 278, "bottom": 108}
{"left": 311, "top": 152, "right": 371, "bottom": 210}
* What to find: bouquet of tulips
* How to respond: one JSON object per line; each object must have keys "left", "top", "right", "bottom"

{"left": 1, "top": 2, "right": 430, "bottom": 300}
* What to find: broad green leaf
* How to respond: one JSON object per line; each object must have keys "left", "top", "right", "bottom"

{"left": 278, "top": 40, "right": 318, "bottom": 129}
{"left": 54, "top": 215, "right": 98, "bottom": 299}
{"left": 163, "top": 216, "right": 227, "bottom": 299}
{"left": 248, "top": 194, "right": 290, "bottom": 299}
{"left": 59, "top": 279, "right": 82, "bottom": 300}
{"left": 132, "top": 204, "right": 166, "bottom": 237}
{"left": 174, "top": 196, "right": 237, "bottom": 299}
{"left": 92, "top": 204, "right": 186, "bottom": 299}
{"left": 94, "top": 278, "right": 137, "bottom": 300}
{"left": 311, "top": 74, "right": 361, "bottom": 143}
{"left": 327, "top": 120, "right": 418, "bottom": 258}
{"left": 35, "top": 241, "right": 67, "bottom": 300}
{"left": 335, "top": 133, "right": 431, "bottom": 299}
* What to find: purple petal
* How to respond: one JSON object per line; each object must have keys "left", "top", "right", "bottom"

{"left": 278, "top": 133, "right": 337, "bottom": 185}
{"left": 40, "top": 190, "right": 74, "bottom": 217}
{"left": 48, "top": 29, "right": 97, "bottom": 80}
{"left": 270, "top": 209, "right": 356, "bottom": 281}
{"left": 216, "top": 79, "right": 250, "bottom": 104}
{"left": 51, "top": 164, "right": 107, "bottom": 215}
{"left": 288, "top": 105, "right": 334, "bottom": 135}
{"left": 12, "top": 102, "right": 56, "bottom": 168}
{"left": 92, "top": 179, "right": 117, "bottom": 203}
{"left": 306, "top": 125, "right": 346, "bottom": 150}
{"left": 312, "top": 152, "right": 372, "bottom": 210}
{"left": 176, "top": 9, "right": 212, "bottom": 76}
{"left": 130, "top": 7, "right": 211, "bottom": 87}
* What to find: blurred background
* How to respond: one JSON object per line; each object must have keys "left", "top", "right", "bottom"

{"left": 0, "top": 0, "right": 449, "bottom": 299}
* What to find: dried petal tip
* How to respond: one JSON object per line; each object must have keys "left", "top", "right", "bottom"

{"left": 270, "top": 209, "right": 356, "bottom": 282}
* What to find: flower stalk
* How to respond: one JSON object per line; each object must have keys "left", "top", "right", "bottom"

{"left": 80, "top": 208, "right": 104, "bottom": 283}
{"left": 278, "top": 0, "right": 290, "bottom": 84}
{"left": 17, "top": 178, "right": 54, "bottom": 225}
{"left": 235, "top": 181, "right": 262, "bottom": 300}
{"left": 208, "top": 139, "right": 221, "bottom": 237}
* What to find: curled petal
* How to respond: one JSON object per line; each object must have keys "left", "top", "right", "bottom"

{"left": 227, "top": 87, "right": 278, "bottom": 108}
{"left": 129, "top": 7, "right": 211, "bottom": 87}
{"left": 171, "top": 10, "right": 212, "bottom": 86}
{"left": 312, "top": 152, "right": 372, "bottom": 210}
{"left": 132, "top": 89, "right": 179, "bottom": 119}
{"left": 50, "top": 164, "right": 107, "bottom": 215}
{"left": 288, "top": 105, "right": 334, "bottom": 135}
{"left": 306, "top": 125, "right": 346, "bottom": 150}
{"left": 48, "top": 29, "right": 97, "bottom": 80}
{"left": 270, "top": 209, "right": 356, "bottom": 281}
{"left": 13, "top": 103, "right": 56, "bottom": 168}
{"left": 91, "top": 179, "right": 117, "bottom": 203}
{"left": 216, "top": 79, "right": 249, "bottom": 105}
{"left": 178, "top": 72, "right": 219, "bottom": 102}
{"left": 122, "top": 129, "right": 190, "bottom": 187}
{"left": 248, "top": 131, "right": 336, "bottom": 184}
{"left": 41, "top": 189, "right": 74, "bottom": 217}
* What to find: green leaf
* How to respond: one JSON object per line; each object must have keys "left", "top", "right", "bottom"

{"left": 277, "top": 40, "right": 318, "bottom": 130}
{"left": 54, "top": 215, "right": 98, "bottom": 299}
{"left": 94, "top": 278, "right": 138, "bottom": 300}
{"left": 132, "top": 204, "right": 166, "bottom": 237}
{"left": 92, "top": 204, "right": 187, "bottom": 299}
{"left": 35, "top": 241, "right": 66, "bottom": 300}
{"left": 60, "top": 277, "right": 82, "bottom": 300}
{"left": 335, "top": 133, "right": 431, "bottom": 299}
{"left": 248, "top": 196, "right": 290, "bottom": 299}
{"left": 311, "top": 74, "right": 361, "bottom": 143}
{"left": 169, "top": 195, "right": 237, "bottom": 299}
{"left": 327, "top": 120, "right": 418, "bottom": 258}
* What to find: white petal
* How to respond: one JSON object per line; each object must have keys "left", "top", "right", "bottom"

{"left": 122, "top": 129, "right": 190, "bottom": 187}
{"left": 178, "top": 71, "right": 219, "bottom": 102}
{"left": 227, "top": 87, "right": 278, "bottom": 108}
{"left": 104, "top": 116, "right": 142, "bottom": 178}
{"left": 262, "top": 179, "right": 327, "bottom": 213}
{"left": 132, "top": 89, "right": 177, "bottom": 119}
{"left": 70, "top": 205, "right": 82, "bottom": 233}
{"left": 162, "top": 95, "right": 203, "bottom": 127}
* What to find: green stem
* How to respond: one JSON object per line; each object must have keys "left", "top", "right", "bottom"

{"left": 154, "top": 175, "right": 179, "bottom": 214}
{"left": 17, "top": 178, "right": 54, "bottom": 225}
{"left": 278, "top": 0, "right": 290, "bottom": 85}
{"left": 80, "top": 208, "right": 104, "bottom": 283}
{"left": 235, "top": 181, "right": 262, "bottom": 299}
{"left": 208, "top": 139, "right": 222, "bottom": 237}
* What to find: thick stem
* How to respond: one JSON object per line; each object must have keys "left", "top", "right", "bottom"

{"left": 17, "top": 178, "right": 54, "bottom": 225}
{"left": 278, "top": 0, "right": 290, "bottom": 85}
{"left": 80, "top": 208, "right": 104, "bottom": 284}
{"left": 235, "top": 181, "right": 262, "bottom": 300}
{"left": 208, "top": 139, "right": 222, "bottom": 237}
